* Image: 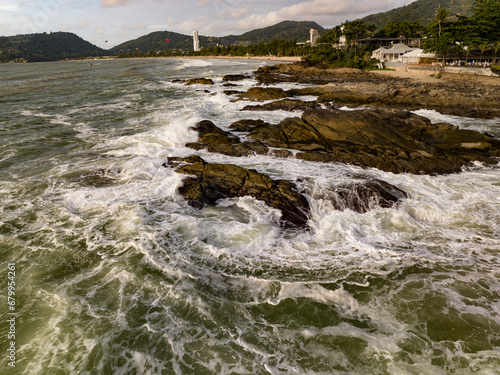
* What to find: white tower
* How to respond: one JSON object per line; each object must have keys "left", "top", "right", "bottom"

{"left": 310, "top": 29, "right": 319, "bottom": 45}
{"left": 193, "top": 30, "right": 200, "bottom": 52}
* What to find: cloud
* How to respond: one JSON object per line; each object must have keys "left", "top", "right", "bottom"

{"left": 101, "top": 0, "right": 131, "bottom": 8}
{"left": 121, "top": 22, "right": 147, "bottom": 30}
{"left": 78, "top": 20, "right": 90, "bottom": 29}
{"left": 94, "top": 24, "right": 105, "bottom": 34}
{"left": 198, "top": 0, "right": 211, "bottom": 6}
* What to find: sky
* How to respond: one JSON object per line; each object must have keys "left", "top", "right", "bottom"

{"left": 0, "top": 0, "right": 417, "bottom": 49}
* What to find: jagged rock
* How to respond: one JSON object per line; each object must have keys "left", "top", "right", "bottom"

{"left": 222, "top": 74, "right": 251, "bottom": 82}
{"left": 248, "top": 108, "right": 500, "bottom": 174}
{"left": 229, "top": 119, "right": 271, "bottom": 132}
{"left": 253, "top": 62, "right": 500, "bottom": 119}
{"left": 255, "top": 61, "right": 366, "bottom": 85}
{"left": 165, "top": 156, "right": 310, "bottom": 229}
{"left": 223, "top": 90, "right": 242, "bottom": 96}
{"left": 185, "top": 120, "right": 269, "bottom": 157}
{"left": 237, "top": 87, "right": 289, "bottom": 101}
{"left": 241, "top": 99, "right": 321, "bottom": 112}
{"left": 183, "top": 78, "right": 215, "bottom": 85}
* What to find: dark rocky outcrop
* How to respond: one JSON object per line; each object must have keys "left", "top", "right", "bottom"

{"left": 255, "top": 62, "right": 367, "bottom": 85}
{"left": 185, "top": 120, "right": 269, "bottom": 157}
{"left": 252, "top": 62, "right": 500, "bottom": 119}
{"left": 229, "top": 119, "right": 272, "bottom": 132}
{"left": 222, "top": 74, "right": 251, "bottom": 82}
{"left": 248, "top": 108, "right": 500, "bottom": 174}
{"left": 172, "top": 78, "right": 215, "bottom": 85}
{"left": 241, "top": 99, "right": 321, "bottom": 112}
{"left": 166, "top": 156, "right": 310, "bottom": 229}
{"left": 236, "top": 87, "right": 289, "bottom": 101}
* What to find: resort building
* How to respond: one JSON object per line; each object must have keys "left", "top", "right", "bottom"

{"left": 371, "top": 43, "right": 416, "bottom": 62}
{"left": 193, "top": 30, "right": 200, "bottom": 52}
{"left": 401, "top": 49, "right": 436, "bottom": 65}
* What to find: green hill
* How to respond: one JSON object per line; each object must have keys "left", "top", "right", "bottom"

{"left": 110, "top": 31, "right": 200, "bottom": 53}
{"left": 223, "top": 20, "right": 325, "bottom": 44}
{"left": 110, "top": 20, "right": 326, "bottom": 54}
{"left": 0, "top": 32, "right": 106, "bottom": 62}
{"left": 359, "top": 0, "right": 474, "bottom": 29}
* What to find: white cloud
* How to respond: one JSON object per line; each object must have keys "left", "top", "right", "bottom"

{"left": 94, "top": 24, "right": 105, "bottom": 34}
{"left": 78, "top": 20, "right": 90, "bottom": 29}
{"left": 121, "top": 22, "right": 147, "bottom": 31}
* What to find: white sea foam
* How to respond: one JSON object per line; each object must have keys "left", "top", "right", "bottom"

{"left": 4, "top": 58, "right": 500, "bottom": 375}
{"left": 176, "top": 59, "right": 214, "bottom": 70}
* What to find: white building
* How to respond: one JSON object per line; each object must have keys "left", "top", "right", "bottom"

{"left": 371, "top": 43, "right": 415, "bottom": 62}
{"left": 310, "top": 29, "right": 319, "bottom": 45}
{"left": 193, "top": 30, "right": 200, "bottom": 52}
{"left": 401, "top": 49, "right": 436, "bottom": 64}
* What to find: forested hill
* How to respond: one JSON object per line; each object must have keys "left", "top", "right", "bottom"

{"left": 110, "top": 31, "right": 203, "bottom": 53}
{"left": 222, "top": 21, "right": 325, "bottom": 44}
{"left": 0, "top": 32, "right": 107, "bottom": 62}
{"left": 110, "top": 20, "right": 325, "bottom": 53}
{"left": 359, "top": 0, "right": 474, "bottom": 29}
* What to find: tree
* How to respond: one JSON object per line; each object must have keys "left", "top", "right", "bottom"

{"left": 472, "top": 0, "right": 500, "bottom": 41}
{"left": 494, "top": 41, "right": 500, "bottom": 63}
{"left": 317, "top": 25, "right": 342, "bottom": 60}
{"left": 479, "top": 41, "right": 491, "bottom": 62}
{"left": 377, "top": 21, "right": 423, "bottom": 44}
{"left": 341, "top": 20, "right": 374, "bottom": 56}
{"left": 435, "top": 7, "right": 450, "bottom": 38}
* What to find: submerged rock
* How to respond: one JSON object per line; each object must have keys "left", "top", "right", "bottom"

{"left": 165, "top": 156, "right": 310, "bottom": 229}
{"left": 321, "top": 179, "right": 409, "bottom": 213}
{"left": 75, "top": 168, "right": 121, "bottom": 186}
{"left": 173, "top": 78, "right": 214, "bottom": 85}
{"left": 186, "top": 120, "right": 269, "bottom": 156}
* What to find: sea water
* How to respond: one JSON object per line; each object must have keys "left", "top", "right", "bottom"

{"left": 0, "top": 58, "right": 499, "bottom": 375}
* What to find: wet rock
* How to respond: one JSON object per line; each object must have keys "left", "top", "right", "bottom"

{"left": 248, "top": 108, "right": 500, "bottom": 174}
{"left": 186, "top": 120, "right": 269, "bottom": 157}
{"left": 229, "top": 119, "right": 271, "bottom": 132}
{"left": 255, "top": 61, "right": 367, "bottom": 85}
{"left": 223, "top": 90, "right": 242, "bottom": 96}
{"left": 242, "top": 99, "right": 321, "bottom": 112}
{"left": 166, "top": 156, "right": 310, "bottom": 229}
{"left": 237, "top": 87, "right": 289, "bottom": 101}
{"left": 222, "top": 74, "right": 251, "bottom": 82}
{"left": 179, "top": 78, "right": 215, "bottom": 85}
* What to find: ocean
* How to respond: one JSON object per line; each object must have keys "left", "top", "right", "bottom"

{"left": 1, "top": 58, "right": 499, "bottom": 374}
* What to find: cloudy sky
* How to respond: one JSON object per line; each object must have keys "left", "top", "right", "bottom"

{"left": 0, "top": 0, "right": 416, "bottom": 48}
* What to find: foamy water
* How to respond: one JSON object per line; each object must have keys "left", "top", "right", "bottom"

{"left": 0, "top": 58, "right": 499, "bottom": 375}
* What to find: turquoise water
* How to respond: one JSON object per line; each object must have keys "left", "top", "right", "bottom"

{"left": 1, "top": 58, "right": 499, "bottom": 374}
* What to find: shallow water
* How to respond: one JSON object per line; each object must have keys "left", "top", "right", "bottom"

{"left": 1, "top": 58, "right": 499, "bottom": 374}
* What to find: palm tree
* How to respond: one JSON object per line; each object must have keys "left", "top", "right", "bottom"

{"left": 436, "top": 7, "right": 450, "bottom": 38}
{"left": 494, "top": 41, "right": 500, "bottom": 64}
{"left": 479, "top": 41, "right": 490, "bottom": 62}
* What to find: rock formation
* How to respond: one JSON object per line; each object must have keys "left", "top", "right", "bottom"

{"left": 165, "top": 156, "right": 310, "bottom": 229}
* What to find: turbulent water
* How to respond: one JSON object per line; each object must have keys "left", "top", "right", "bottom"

{"left": 1, "top": 58, "right": 499, "bottom": 375}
